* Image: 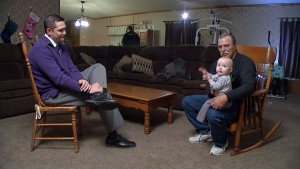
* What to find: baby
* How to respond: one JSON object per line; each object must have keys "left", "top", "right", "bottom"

{"left": 197, "top": 57, "right": 233, "bottom": 122}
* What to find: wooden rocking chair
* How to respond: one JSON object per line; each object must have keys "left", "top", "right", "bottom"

{"left": 228, "top": 45, "right": 281, "bottom": 156}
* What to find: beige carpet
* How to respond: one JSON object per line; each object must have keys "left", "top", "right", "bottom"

{"left": 0, "top": 94, "right": 299, "bottom": 169}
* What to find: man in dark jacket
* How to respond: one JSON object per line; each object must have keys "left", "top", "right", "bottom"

{"left": 121, "top": 25, "right": 140, "bottom": 46}
{"left": 182, "top": 33, "right": 256, "bottom": 155}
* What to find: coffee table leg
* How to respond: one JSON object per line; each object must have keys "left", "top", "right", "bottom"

{"left": 144, "top": 111, "right": 150, "bottom": 134}
{"left": 168, "top": 104, "right": 173, "bottom": 124}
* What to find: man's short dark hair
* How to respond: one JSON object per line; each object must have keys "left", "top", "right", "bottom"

{"left": 127, "top": 25, "right": 134, "bottom": 31}
{"left": 219, "top": 32, "right": 236, "bottom": 46}
{"left": 44, "top": 14, "right": 64, "bottom": 32}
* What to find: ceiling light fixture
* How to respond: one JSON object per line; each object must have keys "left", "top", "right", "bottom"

{"left": 75, "top": 1, "right": 89, "bottom": 28}
{"left": 182, "top": 12, "right": 188, "bottom": 20}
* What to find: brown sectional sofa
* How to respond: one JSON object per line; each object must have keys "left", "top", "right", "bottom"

{"left": 68, "top": 45, "right": 221, "bottom": 110}
{"left": 0, "top": 43, "right": 220, "bottom": 119}
{"left": 0, "top": 43, "right": 35, "bottom": 119}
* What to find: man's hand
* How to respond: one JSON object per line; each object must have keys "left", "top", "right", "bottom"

{"left": 79, "top": 79, "right": 104, "bottom": 94}
{"left": 89, "top": 83, "right": 104, "bottom": 94}
{"left": 211, "top": 94, "right": 228, "bottom": 110}
{"left": 210, "top": 89, "right": 215, "bottom": 95}
{"left": 79, "top": 79, "right": 91, "bottom": 93}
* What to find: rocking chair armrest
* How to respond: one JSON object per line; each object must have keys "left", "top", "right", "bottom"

{"left": 251, "top": 89, "right": 268, "bottom": 96}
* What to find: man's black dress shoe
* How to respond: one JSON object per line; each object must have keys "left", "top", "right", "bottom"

{"left": 105, "top": 135, "right": 136, "bottom": 148}
{"left": 86, "top": 90, "right": 118, "bottom": 110}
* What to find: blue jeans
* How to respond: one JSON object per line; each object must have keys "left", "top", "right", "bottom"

{"left": 182, "top": 95, "right": 239, "bottom": 147}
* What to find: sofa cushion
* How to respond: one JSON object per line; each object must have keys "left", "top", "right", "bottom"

{"left": 0, "top": 79, "right": 31, "bottom": 92}
{"left": 183, "top": 80, "right": 207, "bottom": 90}
{"left": 113, "top": 55, "right": 132, "bottom": 72}
{"left": 118, "top": 72, "right": 152, "bottom": 83}
{"left": 151, "top": 76, "right": 185, "bottom": 86}
{"left": 121, "top": 62, "right": 133, "bottom": 72}
{"left": 0, "top": 79, "right": 32, "bottom": 99}
{"left": 150, "top": 77, "right": 184, "bottom": 93}
{"left": 80, "top": 52, "right": 96, "bottom": 65}
{"left": 201, "top": 46, "right": 221, "bottom": 63}
{"left": 76, "top": 63, "right": 90, "bottom": 71}
{"left": 175, "top": 45, "right": 206, "bottom": 61}
{"left": 132, "top": 54, "right": 154, "bottom": 76}
{"left": 0, "top": 63, "right": 25, "bottom": 80}
{"left": 183, "top": 80, "right": 209, "bottom": 96}
{"left": 157, "top": 58, "right": 191, "bottom": 80}
{"left": 0, "top": 88, "right": 33, "bottom": 99}
{"left": 139, "top": 46, "right": 176, "bottom": 61}
{"left": 106, "top": 46, "right": 145, "bottom": 71}
{"left": 0, "top": 43, "right": 22, "bottom": 63}
{"left": 107, "top": 71, "right": 119, "bottom": 79}
{"left": 0, "top": 94, "right": 35, "bottom": 119}
{"left": 71, "top": 46, "right": 108, "bottom": 67}
{"left": 152, "top": 60, "right": 169, "bottom": 75}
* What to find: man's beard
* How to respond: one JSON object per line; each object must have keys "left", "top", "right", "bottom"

{"left": 221, "top": 52, "right": 229, "bottom": 57}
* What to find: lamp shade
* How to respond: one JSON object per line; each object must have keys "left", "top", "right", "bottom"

{"left": 75, "top": 17, "right": 89, "bottom": 27}
{"left": 74, "top": 1, "right": 89, "bottom": 28}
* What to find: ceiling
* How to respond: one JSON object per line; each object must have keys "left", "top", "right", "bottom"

{"left": 60, "top": 0, "right": 300, "bottom": 21}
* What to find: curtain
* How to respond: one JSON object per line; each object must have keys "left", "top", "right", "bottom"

{"left": 165, "top": 20, "right": 197, "bottom": 46}
{"left": 278, "top": 18, "right": 300, "bottom": 79}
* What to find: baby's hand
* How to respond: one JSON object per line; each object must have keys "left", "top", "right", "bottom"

{"left": 206, "top": 73, "right": 212, "bottom": 80}
{"left": 198, "top": 67, "right": 207, "bottom": 74}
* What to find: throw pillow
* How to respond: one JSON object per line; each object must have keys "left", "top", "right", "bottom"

{"left": 80, "top": 53, "right": 96, "bottom": 66}
{"left": 113, "top": 55, "right": 133, "bottom": 72}
{"left": 132, "top": 54, "right": 155, "bottom": 76}
{"left": 121, "top": 62, "right": 133, "bottom": 72}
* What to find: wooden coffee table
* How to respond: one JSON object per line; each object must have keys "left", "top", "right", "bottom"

{"left": 108, "top": 82, "right": 176, "bottom": 134}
